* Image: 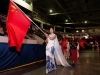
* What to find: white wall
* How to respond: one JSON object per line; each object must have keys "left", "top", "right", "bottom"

{"left": 34, "top": 35, "right": 44, "bottom": 44}
{"left": 13, "top": 0, "right": 33, "bottom": 11}
{"left": 0, "top": 36, "right": 37, "bottom": 44}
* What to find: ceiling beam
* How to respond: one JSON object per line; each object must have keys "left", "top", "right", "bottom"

{"left": 33, "top": 8, "right": 53, "bottom": 23}
{"left": 76, "top": 0, "right": 84, "bottom": 22}
{"left": 44, "top": 0, "right": 65, "bottom": 24}
{"left": 54, "top": 0, "right": 73, "bottom": 22}
{"left": 65, "top": 9, "right": 100, "bottom": 13}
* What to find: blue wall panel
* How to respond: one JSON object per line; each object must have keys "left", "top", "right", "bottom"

{"left": 0, "top": 43, "right": 46, "bottom": 71}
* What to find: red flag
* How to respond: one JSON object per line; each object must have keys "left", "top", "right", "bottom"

{"left": 6, "top": 0, "right": 31, "bottom": 51}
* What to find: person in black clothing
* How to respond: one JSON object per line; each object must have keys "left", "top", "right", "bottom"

{"left": 69, "top": 35, "right": 78, "bottom": 63}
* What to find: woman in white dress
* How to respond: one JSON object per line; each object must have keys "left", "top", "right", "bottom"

{"left": 45, "top": 28, "right": 70, "bottom": 73}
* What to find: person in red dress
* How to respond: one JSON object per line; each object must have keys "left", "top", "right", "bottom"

{"left": 78, "top": 37, "right": 85, "bottom": 50}
{"left": 61, "top": 35, "right": 68, "bottom": 58}
{"left": 69, "top": 35, "right": 78, "bottom": 63}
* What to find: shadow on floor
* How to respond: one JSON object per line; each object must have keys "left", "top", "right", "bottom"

{"left": 0, "top": 61, "right": 46, "bottom": 75}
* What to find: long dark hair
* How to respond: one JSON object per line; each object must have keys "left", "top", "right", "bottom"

{"left": 71, "top": 35, "right": 78, "bottom": 43}
{"left": 71, "top": 35, "right": 75, "bottom": 39}
{"left": 62, "top": 35, "right": 67, "bottom": 41}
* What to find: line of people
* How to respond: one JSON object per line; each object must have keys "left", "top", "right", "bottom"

{"left": 59, "top": 35, "right": 80, "bottom": 63}
{"left": 44, "top": 28, "right": 85, "bottom": 73}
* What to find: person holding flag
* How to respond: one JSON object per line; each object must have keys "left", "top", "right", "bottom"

{"left": 7, "top": 0, "right": 71, "bottom": 74}
{"left": 45, "top": 28, "right": 71, "bottom": 73}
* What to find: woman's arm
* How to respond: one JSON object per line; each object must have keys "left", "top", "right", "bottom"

{"left": 45, "top": 33, "right": 48, "bottom": 37}
{"left": 77, "top": 43, "right": 79, "bottom": 50}
{"left": 66, "top": 39, "right": 68, "bottom": 44}
{"left": 48, "top": 34, "right": 56, "bottom": 40}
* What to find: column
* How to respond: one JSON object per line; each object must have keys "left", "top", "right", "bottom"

{"left": 40, "top": 23, "right": 43, "bottom": 29}
{"left": 54, "top": 26, "right": 55, "bottom": 31}
{"left": 64, "top": 28, "right": 66, "bottom": 33}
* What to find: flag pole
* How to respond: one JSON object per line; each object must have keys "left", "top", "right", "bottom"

{"left": 10, "top": 0, "right": 45, "bottom": 34}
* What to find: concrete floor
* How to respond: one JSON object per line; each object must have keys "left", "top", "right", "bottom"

{"left": 0, "top": 50, "right": 100, "bottom": 75}
{"left": 48, "top": 50, "right": 100, "bottom": 75}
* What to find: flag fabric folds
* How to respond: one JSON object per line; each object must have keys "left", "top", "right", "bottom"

{"left": 6, "top": 0, "right": 31, "bottom": 51}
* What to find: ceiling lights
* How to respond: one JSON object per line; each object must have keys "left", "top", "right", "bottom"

{"left": 49, "top": 9, "right": 53, "bottom": 13}
{"left": 65, "top": 23, "right": 74, "bottom": 24}
{"left": 85, "top": 20, "right": 87, "bottom": 23}
{"left": 49, "top": 13, "right": 62, "bottom": 15}
{"left": 65, "top": 20, "right": 68, "bottom": 22}
{"left": 76, "top": 30, "right": 79, "bottom": 33}
{"left": 82, "top": 30, "right": 84, "bottom": 32}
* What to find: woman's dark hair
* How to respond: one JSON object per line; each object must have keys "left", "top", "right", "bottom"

{"left": 62, "top": 35, "right": 67, "bottom": 41}
{"left": 71, "top": 35, "right": 75, "bottom": 39}
{"left": 50, "top": 27, "right": 54, "bottom": 30}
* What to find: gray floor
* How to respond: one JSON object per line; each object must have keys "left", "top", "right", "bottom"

{"left": 48, "top": 50, "right": 100, "bottom": 75}
{"left": 0, "top": 50, "right": 100, "bottom": 75}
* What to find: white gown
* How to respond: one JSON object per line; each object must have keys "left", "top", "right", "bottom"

{"left": 46, "top": 34, "right": 57, "bottom": 73}
{"left": 46, "top": 34, "right": 70, "bottom": 73}
{"left": 54, "top": 36, "right": 70, "bottom": 67}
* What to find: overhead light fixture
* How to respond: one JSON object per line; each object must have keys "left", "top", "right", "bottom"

{"left": 65, "top": 23, "right": 74, "bottom": 24}
{"left": 49, "top": 13, "right": 62, "bottom": 15}
{"left": 85, "top": 21, "right": 87, "bottom": 23}
{"left": 49, "top": 9, "right": 53, "bottom": 13}
{"left": 57, "top": 26, "right": 61, "bottom": 27}
{"left": 76, "top": 30, "right": 79, "bottom": 33}
{"left": 82, "top": 30, "right": 84, "bottom": 32}
{"left": 65, "top": 20, "right": 68, "bottom": 22}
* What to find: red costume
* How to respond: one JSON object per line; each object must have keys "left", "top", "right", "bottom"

{"left": 78, "top": 39, "right": 85, "bottom": 49}
{"left": 61, "top": 38, "right": 67, "bottom": 53}
{"left": 69, "top": 40, "right": 78, "bottom": 62}
{"left": 71, "top": 49, "right": 77, "bottom": 62}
